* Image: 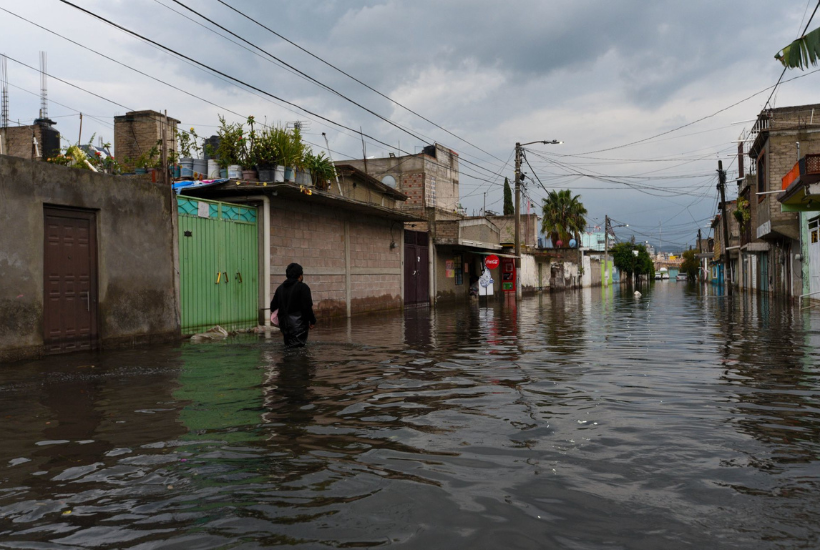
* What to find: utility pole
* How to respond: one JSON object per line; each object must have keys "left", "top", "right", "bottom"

{"left": 718, "top": 160, "right": 732, "bottom": 295}
{"left": 514, "top": 142, "right": 523, "bottom": 299}
{"left": 604, "top": 215, "right": 610, "bottom": 286}
{"left": 514, "top": 139, "right": 562, "bottom": 300}
{"left": 659, "top": 220, "right": 663, "bottom": 257}
{"left": 697, "top": 227, "right": 702, "bottom": 281}
{"left": 322, "top": 132, "right": 342, "bottom": 196}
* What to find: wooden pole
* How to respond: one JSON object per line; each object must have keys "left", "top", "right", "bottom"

{"left": 718, "top": 160, "right": 732, "bottom": 295}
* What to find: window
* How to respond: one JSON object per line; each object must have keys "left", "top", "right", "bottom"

{"left": 810, "top": 217, "right": 819, "bottom": 244}
{"left": 757, "top": 154, "right": 766, "bottom": 198}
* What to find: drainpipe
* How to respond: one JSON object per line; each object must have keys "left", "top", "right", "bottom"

{"left": 231, "top": 194, "right": 271, "bottom": 327}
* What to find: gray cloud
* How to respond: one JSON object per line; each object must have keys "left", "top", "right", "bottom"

{"left": 0, "top": 0, "right": 814, "bottom": 240}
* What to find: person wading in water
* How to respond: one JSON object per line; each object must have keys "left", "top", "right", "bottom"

{"left": 271, "top": 263, "right": 317, "bottom": 348}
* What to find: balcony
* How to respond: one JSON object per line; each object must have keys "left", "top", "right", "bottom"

{"left": 778, "top": 154, "right": 820, "bottom": 211}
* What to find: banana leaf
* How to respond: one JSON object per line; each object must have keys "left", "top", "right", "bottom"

{"left": 775, "top": 26, "right": 820, "bottom": 69}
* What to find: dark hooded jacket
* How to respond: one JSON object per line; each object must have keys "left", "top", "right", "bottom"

{"left": 271, "top": 278, "right": 317, "bottom": 336}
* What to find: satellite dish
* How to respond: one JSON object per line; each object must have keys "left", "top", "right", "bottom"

{"left": 381, "top": 175, "right": 396, "bottom": 188}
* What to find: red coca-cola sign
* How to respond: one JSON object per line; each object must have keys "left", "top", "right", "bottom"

{"left": 484, "top": 255, "right": 500, "bottom": 270}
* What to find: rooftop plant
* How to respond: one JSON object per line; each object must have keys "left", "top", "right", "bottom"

{"left": 214, "top": 115, "right": 244, "bottom": 168}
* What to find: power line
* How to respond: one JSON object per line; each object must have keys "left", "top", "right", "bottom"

{"left": 5, "top": 6, "right": 496, "bottom": 189}
{"left": 2, "top": 55, "right": 132, "bottom": 112}
{"left": 150, "top": 0, "right": 507, "bottom": 178}
{"left": 574, "top": 65, "right": 820, "bottom": 156}
{"left": 215, "top": 0, "right": 508, "bottom": 167}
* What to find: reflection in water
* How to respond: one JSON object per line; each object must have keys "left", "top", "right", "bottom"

{"left": 1, "top": 284, "right": 820, "bottom": 548}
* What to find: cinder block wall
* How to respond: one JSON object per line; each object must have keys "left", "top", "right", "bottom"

{"left": 114, "top": 110, "right": 178, "bottom": 172}
{"left": 269, "top": 199, "right": 402, "bottom": 318}
{"left": 2, "top": 124, "right": 60, "bottom": 161}
{"left": 0, "top": 155, "right": 179, "bottom": 363}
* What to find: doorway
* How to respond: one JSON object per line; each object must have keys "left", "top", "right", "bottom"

{"left": 404, "top": 230, "right": 429, "bottom": 305}
{"left": 809, "top": 217, "right": 820, "bottom": 296}
{"left": 43, "top": 207, "right": 99, "bottom": 353}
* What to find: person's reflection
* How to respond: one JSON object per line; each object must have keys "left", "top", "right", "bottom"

{"left": 263, "top": 350, "right": 316, "bottom": 444}
{"left": 34, "top": 372, "right": 109, "bottom": 470}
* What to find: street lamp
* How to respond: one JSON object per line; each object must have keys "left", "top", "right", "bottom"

{"left": 514, "top": 139, "right": 562, "bottom": 299}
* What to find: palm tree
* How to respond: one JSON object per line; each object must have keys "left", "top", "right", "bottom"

{"left": 541, "top": 190, "right": 587, "bottom": 246}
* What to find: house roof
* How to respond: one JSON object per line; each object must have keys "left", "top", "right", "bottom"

{"left": 334, "top": 164, "right": 409, "bottom": 200}
{"left": 179, "top": 180, "right": 423, "bottom": 222}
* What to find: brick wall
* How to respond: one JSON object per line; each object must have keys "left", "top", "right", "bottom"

{"left": 339, "top": 143, "right": 459, "bottom": 212}
{"left": 436, "top": 220, "right": 459, "bottom": 241}
{"left": 269, "top": 198, "right": 402, "bottom": 318}
{"left": 114, "top": 110, "right": 178, "bottom": 172}
{"left": 401, "top": 172, "right": 425, "bottom": 207}
{"left": 2, "top": 124, "right": 60, "bottom": 161}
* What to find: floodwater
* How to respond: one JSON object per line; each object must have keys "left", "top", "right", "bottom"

{"left": 1, "top": 284, "right": 819, "bottom": 549}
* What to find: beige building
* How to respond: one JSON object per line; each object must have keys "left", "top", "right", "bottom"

{"left": 342, "top": 143, "right": 461, "bottom": 219}
{"left": 741, "top": 103, "right": 820, "bottom": 296}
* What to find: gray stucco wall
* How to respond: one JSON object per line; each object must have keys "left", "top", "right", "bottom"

{"left": 0, "top": 155, "right": 179, "bottom": 362}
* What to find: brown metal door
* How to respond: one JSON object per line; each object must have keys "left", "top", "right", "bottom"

{"left": 404, "top": 242, "right": 418, "bottom": 304}
{"left": 416, "top": 234, "right": 429, "bottom": 304}
{"left": 404, "top": 231, "right": 430, "bottom": 305}
{"left": 44, "top": 207, "right": 98, "bottom": 353}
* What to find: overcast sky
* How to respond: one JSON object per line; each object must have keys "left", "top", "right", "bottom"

{"left": 3, "top": 0, "right": 819, "bottom": 248}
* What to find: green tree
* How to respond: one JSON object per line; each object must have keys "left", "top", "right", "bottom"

{"left": 503, "top": 177, "right": 514, "bottom": 215}
{"left": 611, "top": 242, "right": 654, "bottom": 283}
{"left": 681, "top": 248, "right": 699, "bottom": 280}
{"left": 541, "top": 190, "right": 587, "bottom": 246}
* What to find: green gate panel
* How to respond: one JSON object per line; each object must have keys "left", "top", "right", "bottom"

{"left": 178, "top": 197, "right": 259, "bottom": 334}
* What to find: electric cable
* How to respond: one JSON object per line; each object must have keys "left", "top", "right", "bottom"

{"left": 215, "top": 0, "right": 508, "bottom": 166}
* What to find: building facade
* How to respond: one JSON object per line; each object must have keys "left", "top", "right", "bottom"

{"left": 0, "top": 154, "right": 180, "bottom": 363}
{"left": 745, "top": 103, "right": 820, "bottom": 297}
{"left": 185, "top": 167, "right": 422, "bottom": 320}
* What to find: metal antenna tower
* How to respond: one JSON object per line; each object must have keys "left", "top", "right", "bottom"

{"left": 39, "top": 51, "right": 48, "bottom": 120}
{"left": 1, "top": 55, "right": 8, "bottom": 130}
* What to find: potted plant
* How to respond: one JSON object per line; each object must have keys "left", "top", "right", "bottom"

{"left": 187, "top": 127, "right": 206, "bottom": 179}
{"left": 240, "top": 116, "right": 258, "bottom": 181}
{"left": 215, "top": 115, "right": 244, "bottom": 179}
{"left": 304, "top": 151, "right": 336, "bottom": 190}
{"left": 278, "top": 125, "right": 306, "bottom": 182}
{"left": 177, "top": 128, "right": 197, "bottom": 178}
{"left": 734, "top": 197, "right": 750, "bottom": 228}
{"left": 132, "top": 144, "right": 160, "bottom": 176}
{"left": 253, "top": 125, "right": 282, "bottom": 182}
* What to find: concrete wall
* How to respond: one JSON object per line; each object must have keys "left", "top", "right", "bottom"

{"left": 0, "top": 155, "right": 179, "bottom": 362}
{"left": 519, "top": 254, "right": 541, "bottom": 291}
{"left": 487, "top": 214, "right": 539, "bottom": 247}
{"left": 268, "top": 198, "right": 402, "bottom": 318}
{"left": 550, "top": 262, "right": 581, "bottom": 291}
{"left": 334, "top": 171, "right": 401, "bottom": 210}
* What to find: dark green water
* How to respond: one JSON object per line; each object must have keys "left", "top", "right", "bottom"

{"left": 1, "top": 283, "right": 819, "bottom": 549}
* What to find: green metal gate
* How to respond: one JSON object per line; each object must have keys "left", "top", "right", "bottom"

{"left": 177, "top": 196, "right": 258, "bottom": 334}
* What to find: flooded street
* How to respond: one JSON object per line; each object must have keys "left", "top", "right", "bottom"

{"left": 1, "top": 283, "right": 819, "bottom": 549}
